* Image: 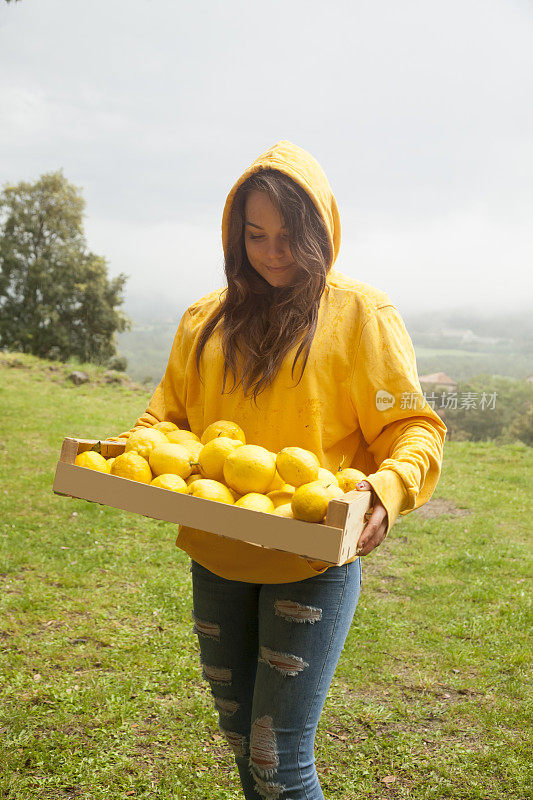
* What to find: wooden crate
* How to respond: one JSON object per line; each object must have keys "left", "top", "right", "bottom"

{"left": 53, "top": 438, "right": 372, "bottom": 565}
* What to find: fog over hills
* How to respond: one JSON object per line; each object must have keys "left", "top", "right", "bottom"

{"left": 118, "top": 296, "right": 533, "bottom": 387}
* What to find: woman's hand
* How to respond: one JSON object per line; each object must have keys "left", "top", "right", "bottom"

{"left": 354, "top": 481, "right": 389, "bottom": 556}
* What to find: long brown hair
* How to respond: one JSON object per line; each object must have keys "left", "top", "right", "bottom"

{"left": 195, "top": 169, "right": 332, "bottom": 404}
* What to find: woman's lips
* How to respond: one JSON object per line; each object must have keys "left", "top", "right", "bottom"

{"left": 265, "top": 264, "right": 293, "bottom": 271}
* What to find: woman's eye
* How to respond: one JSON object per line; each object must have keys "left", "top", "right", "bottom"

{"left": 249, "top": 234, "right": 289, "bottom": 242}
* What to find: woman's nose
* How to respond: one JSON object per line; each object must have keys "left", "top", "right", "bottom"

{"left": 266, "top": 237, "right": 288, "bottom": 259}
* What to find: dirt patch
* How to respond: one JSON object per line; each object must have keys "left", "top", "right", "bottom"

{"left": 413, "top": 498, "right": 472, "bottom": 519}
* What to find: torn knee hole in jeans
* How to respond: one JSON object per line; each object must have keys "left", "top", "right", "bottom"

{"left": 274, "top": 599, "right": 322, "bottom": 624}
{"left": 201, "top": 662, "right": 232, "bottom": 686}
{"left": 249, "top": 716, "right": 285, "bottom": 797}
{"left": 258, "top": 646, "right": 309, "bottom": 676}
{"left": 219, "top": 724, "right": 248, "bottom": 759}
{"left": 191, "top": 610, "right": 220, "bottom": 641}
{"left": 213, "top": 695, "right": 239, "bottom": 716}
{"left": 251, "top": 773, "right": 286, "bottom": 800}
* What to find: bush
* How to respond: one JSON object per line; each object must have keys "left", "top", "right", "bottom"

{"left": 107, "top": 355, "right": 128, "bottom": 372}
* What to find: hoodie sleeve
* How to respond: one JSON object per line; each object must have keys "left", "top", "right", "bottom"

{"left": 351, "top": 304, "right": 447, "bottom": 536}
{"left": 106, "top": 310, "right": 191, "bottom": 441}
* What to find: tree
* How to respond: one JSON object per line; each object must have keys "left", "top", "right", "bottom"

{"left": 0, "top": 170, "right": 130, "bottom": 364}
{"left": 438, "top": 374, "right": 533, "bottom": 446}
{"left": 507, "top": 401, "right": 533, "bottom": 447}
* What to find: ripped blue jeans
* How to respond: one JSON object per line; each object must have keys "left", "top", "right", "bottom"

{"left": 190, "top": 557, "right": 363, "bottom": 800}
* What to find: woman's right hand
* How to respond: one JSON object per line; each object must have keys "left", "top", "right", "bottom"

{"left": 354, "top": 481, "right": 389, "bottom": 556}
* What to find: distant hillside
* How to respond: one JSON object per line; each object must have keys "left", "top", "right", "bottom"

{"left": 116, "top": 322, "right": 177, "bottom": 385}
{"left": 116, "top": 306, "right": 533, "bottom": 384}
{"left": 403, "top": 307, "right": 533, "bottom": 355}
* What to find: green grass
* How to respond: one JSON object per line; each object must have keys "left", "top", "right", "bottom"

{"left": 0, "top": 353, "right": 532, "bottom": 799}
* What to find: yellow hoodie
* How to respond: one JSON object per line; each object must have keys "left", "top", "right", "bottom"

{"left": 110, "top": 140, "right": 447, "bottom": 584}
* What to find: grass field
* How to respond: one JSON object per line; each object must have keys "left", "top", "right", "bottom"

{"left": 0, "top": 354, "right": 531, "bottom": 799}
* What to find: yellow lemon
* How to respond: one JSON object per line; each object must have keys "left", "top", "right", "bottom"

{"left": 266, "top": 468, "right": 286, "bottom": 492}
{"left": 235, "top": 493, "right": 275, "bottom": 513}
{"left": 149, "top": 443, "right": 192, "bottom": 479}
{"left": 166, "top": 429, "right": 201, "bottom": 446}
{"left": 188, "top": 479, "right": 234, "bottom": 504}
{"left": 276, "top": 447, "right": 320, "bottom": 487}
{"left": 273, "top": 503, "right": 294, "bottom": 518}
{"left": 198, "top": 437, "right": 243, "bottom": 482}
{"left": 125, "top": 428, "right": 168, "bottom": 460}
{"left": 186, "top": 473, "right": 204, "bottom": 487}
{"left": 110, "top": 452, "right": 152, "bottom": 483}
{"left": 106, "top": 457, "right": 115, "bottom": 471}
{"left": 153, "top": 421, "right": 179, "bottom": 434}
{"left": 201, "top": 419, "right": 246, "bottom": 446}
{"left": 150, "top": 474, "right": 188, "bottom": 493}
{"left": 317, "top": 468, "right": 339, "bottom": 486}
{"left": 74, "top": 451, "right": 110, "bottom": 473}
{"left": 291, "top": 480, "right": 334, "bottom": 523}
{"left": 325, "top": 483, "right": 344, "bottom": 501}
{"left": 336, "top": 468, "right": 367, "bottom": 493}
{"left": 181, "top": 440, "right": 203, "bottom": 473}
{"left": 266, "top": 486, "right": 295, "bottom": 508}
{"left": 223, "top": 445, "right": 276, "bottom": 495}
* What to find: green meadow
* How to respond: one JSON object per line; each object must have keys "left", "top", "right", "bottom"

{"left": 0, "top": 354, "right": 531, "bottom": 799}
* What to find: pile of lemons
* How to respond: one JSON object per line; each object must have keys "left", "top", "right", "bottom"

{"left": 74, "top": 419, "right": 367, "bottom": 524}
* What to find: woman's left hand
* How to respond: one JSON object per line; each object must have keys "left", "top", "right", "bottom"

{"left": 354, "top": 481, "right": 389, "bottom": 556}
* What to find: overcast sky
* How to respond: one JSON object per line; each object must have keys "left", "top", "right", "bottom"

{"left": 1, "top": 0, "right": 532, "bottom": 319}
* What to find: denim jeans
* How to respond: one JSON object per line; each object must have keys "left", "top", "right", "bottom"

{"left": 190, "top": 556, "right": 363, "bottom": 799}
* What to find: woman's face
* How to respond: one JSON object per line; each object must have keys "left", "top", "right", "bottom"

{"left": 243, "top": 190, "right": 298, "bottom": 288}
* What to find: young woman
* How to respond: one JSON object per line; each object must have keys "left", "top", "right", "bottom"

{"left": 110, "top": 140, "right": 447, "bottom": 799}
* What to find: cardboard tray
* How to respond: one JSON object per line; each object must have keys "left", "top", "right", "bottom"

{"left": 52, "top": 438, "right": 372, "bottom": 565}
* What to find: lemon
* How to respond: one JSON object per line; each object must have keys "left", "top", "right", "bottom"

{"left": 223, "top": 445, "right": 276, "bottom": 495}
{"left": 273, "top": 503, "right": 294, "bottom": 518}
{"left": 151, "top": 474, "right": 188, "bottom": 493}
{"left": 110, "top": 452, "right": 152, "bottom": 483}
{"left": 235, "top": 493, "right": 275, "bottom": 513}
{"left": 325, "top": 483, "right": 344, "bottom": 501}
{"left": 166, "top": 429, "right": 201, "bottom": 446}
{"left": 266, "top": 468, "right": 286, "bottom": 492}
{"left": 201, "top": 420, "right": 246, "bottom": 446}
{"left": 125, "top": 428, "right": 168, "bottom": 460}
{"left": 266, "top": 486, "right": 295, "bottom": 508}
{"left": 149, "top": 443, "right": 193, "bottom": 479}
{"left": 181, "top": 440, "right": 203, "bottom": 473}
{"left": 74, "top": 451, "right": 110, "bottom": 473}
{"left": 106, "top": 457, "right": 115, "bottom": 471}
{"left": 186, "top": 473, "right": 204, "bottom": 487}
{"left": 198, "top": 437, "right": 243, "bottom": 482}
{"left": 153, "top": 421, "right": 179, "bottom": 434}
{"left": 291, "top": 480, "right": 342, "bottom": 523}
{"left": 336, "top": 468, "right": 367, "bottom": 493}
{"left": 276, "top": 447, "right": 320, "bottom": 487}
{"left": 317, "top": 468, "right": 339, "bottom": 486}
{"left": 188, "top": 479, "right": 234, "bottom": 504}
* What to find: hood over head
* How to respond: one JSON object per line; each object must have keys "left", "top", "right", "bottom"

{"left": 221, "top": 140, "right": 341, "bottom": 270}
